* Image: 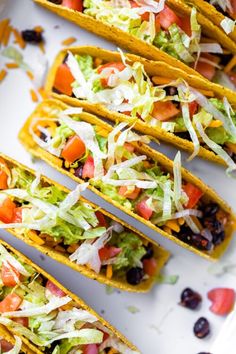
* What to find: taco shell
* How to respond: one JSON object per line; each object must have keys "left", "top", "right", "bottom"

{"left": 0, "top": 153, "right": 169, "bottom": 293}
{"left": 45, "top": 45, "right": 236, "bottom": 166}
{"left": 18, "top": 99, "right": 236, "bottom": 261}
{"left": 33, "top": 0, "right": 236, "bottom": 80}
{"left": 0, "top": 324, "right": 33, "bottom": 354}
{"left": 0, "top": 240, "right": 139, "bottom": 353}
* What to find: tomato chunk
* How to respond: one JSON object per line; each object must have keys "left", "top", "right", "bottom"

{"left": 12, "top": 207, "right": 23, "bottom": 223}
{"left": 82, "top": 156, "right": 95, "bottom": 179}
{"left": 1, "top": 262, "right": 20, "bottom": 287}
{"left": 228, "top": 71, "right": 236, "bottom": 86}
{"left": 0, "top": 158, "right": 9, "bottom": 190}
{"left": 0, "top": 339, "right": 14, "bottom": 352}
{"left": 188, "top": 101, "right": 198, "bottom": 118}
{"left": 129, "top": 1, "right": 150, "bottom": 21}
{"left": 135, "top": 199, "right": 153, "bottom": 220}
{"left": 46, "top": 280, "right": 66, "bottom": 297}
{"left": 195, "top": 54, "right": 219, "bottom": 81}
{"left": 143, "top": 258, "right": 157, "bottom": 276}
{"left": 99, "top": 246, "right": 122, "bottom": 261}
{"left": 159, "top": 5, "right": 182, "bottom": 30}
{"left": 152, "top": 101, "right": 180, "bottom": 121}
{"left": 182, "top": 183, "right": 203, "bottom": 209}
{"left": 13, "top": 317, "right": 28, "bottom": 327}
{"left": 97, "top": 62, "right": 126, "bottom": 87}
{"left": 95, "top": 211, "right": 108, "bottom": 228}
{"left": 0, "top": 198, "right": 16, "bottom": 224}
{"left": 118, "top": 186, "right": 141, "bottom": 200}
{"left": 0, "top": 293, "right": 22, "bottom": 313}
{"left": 61, "top": 0, "right": 83, "bottom": 11}
{"left": 179, "top": 16, "right": 191, "bottom": 36}
{"left": 61, "top": 135, "right": 86, "bottom": 163}
{"left": 208, "top": 288, "right": 235, "bottom": 316}
{"left": 83, "top": 344, "right": 99, "bottom": 354}
{"left": 54, "top": 63, "right": 74, "bottom": 96}
{"left": 124, "top": 142, "right": 135, "bottom": 153}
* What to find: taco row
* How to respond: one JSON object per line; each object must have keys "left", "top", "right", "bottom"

{"left": 34, "top": 0, "right": 236, "bottom": 92}
{"left": 0, "top": 153, "right": 169, "bottom": 292}
{"left": 19, "top": 99, "right": 236, "bottom": 260}
{"left": 0, "top": 240, "right": 140, "bottom": 353}
{"left": 44, "top": 46, "right": 236, "bottom": 171}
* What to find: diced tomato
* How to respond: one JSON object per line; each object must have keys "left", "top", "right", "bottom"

{"left": 0, "top": 198, "right": 16, "bottom": 224}
{"left": 1, "top": 262, "right": 20, "bottom": 287}
{"left": 135, "top": 199, "right": 153, "bottom": 220}
{"left": 83, "top": 344, "right": 99, "bottom": 354}
{"left": 159, "top": 5, "right": 182, "bottom": 30}
{"left": 188, "top": 101, "right": 198, "bottom": 118}
{"left": 152, "top": 101, "right": 180, "bottom": 121}
{"left": 61, "top": 135, "right": 86, "bottom": 163}
{"left": 122, "top": 111, "right": 132, "bottom": 116}
{"left": 118, "top": 186, "right": 141, "bottom": 200}
{"left": 99, "top": 246, "right": 122, "bottom": 261}
{"left": 143, "top": 258, "right": 157, "bottom": 276}
{"left": 12, "top": 207, "right": 23, "bottom": 223}
{"left": 46, "top": 280, "right": 66, "bottom": 297}
{"left": 0, "top": 339, "right": 14, "bottom": 352}
{"left": 54, "top": 63, "right": 74, "bottom": 96}
{"left": 155, "top": 15, "right": 161, "bottom": 33}
{"left": 179, "top": 16, "right": 191, "bottom": 36}
{"left": 195, "top": 54, "right": 219, "bottom": 81}
{"left": 129, "top": 1, "right": 150, "bottom": 21}
{"left": 208, "top": 288, "right": 235, "bottom": 316}
{"left": 13, "top": 317, "right": 28, "bottom": 327}
{"left": 61, "top": 0, "right": 83, "bottom": 11}
{"left": 182, "top": 183, "right": 203, "bottom": 209}
{"left": 82, "top": 156, "right": 95, "bottom": 179}
{"left": 0, "top": 293, "right": 22, "bottom": 313}
{"left": 95, "top": 211, "right": 108, "bottom": 228}
{"left": 124, "top": 143, "right": 135, "bottom": 153}
{"left": 0, "top": 158, "right": 10, "bottom": 190}
{"left": 228, "top": 71, "right": 236, "bottom": 86}
{"left": 230, "top": 0, "right": 236, "bottom": 17}
{"left": 97, "top": 62, "right": 126, "bottom": 87}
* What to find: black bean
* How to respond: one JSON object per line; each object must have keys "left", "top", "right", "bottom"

{"left": 141, "top": 243, "right": 154, "bottom": 260}
{"left": 194, "top": 317, "right": 210, "bottom": 339}
{"left": 21, "top": 30, "right": 43, "bottom": 44}
{"left": 74, "top": 166, "right": 84, "bottom": 179}
{"left": 191, "top": 234, "right": 213, "bottom": 251}
{"left": 202, "top": 203, "right": 219, "bottom": 217}
{"left": 164, "top": 86, "right": 178, "bottom": 96}
{"left": 40, "top": 131, "right": 47, "bottom": 142}
{"left": 180, "top": 288, "right": 202, "bottom": 310}
{"left": 212, "top": 230, "right": 225, "bottom": 246}
{"left": 126, "top": 267, "right": 144, "bottom": 285}
{"left": 175, "top": 131, "right": 192, "bottom": 141}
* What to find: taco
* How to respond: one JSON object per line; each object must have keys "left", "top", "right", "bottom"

{"left": 184, "top": 0, "right": 236, "bottom": 43}
{"left": 0, "top": 153, "right": 169, "bottom": 292}
{"left": 0, "top": 326, "right": 28, "bottom": 354}
{"left": 0, "top": 240, "right": 140, "bottom": 353}
{"left": 19, "top": 99, "right": 236, "bottom": 260}
{"left": 34, "top": 0, "right": 236, "bottom": 90}
{"left": 45, "top": 46, "right": 236, "bottom": 172}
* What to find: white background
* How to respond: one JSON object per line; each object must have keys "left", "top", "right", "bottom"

{"left": 0, "top": 1, "right": 236, "bottom": 353}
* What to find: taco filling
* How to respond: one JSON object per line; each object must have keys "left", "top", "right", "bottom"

{"left": 0, "top": 244, "right": 139, "bottom": 353}
{"left": 48, "top": 0, "right": 236, "bottom": 89}
{"left": 30, "top": 104, "right": 230, "bottom": 253}
{"left": 0, "top": 157, "right": 159, "bottom": 287}
{"left": 206, "top": 0, "right": 236, "bottom": 19}
{"left": 0, "top": 336, "right": 22, "bottom": 353}
{"left": 52, "top": 51, "right": 236, "bottom": 172}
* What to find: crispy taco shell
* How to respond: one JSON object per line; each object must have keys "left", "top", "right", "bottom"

{"left": 0, "top": 153, "right": 169, "bottom": 293}
{"left": 19, "top": 99, "right": 236, "bottom": 260}
{"left": 0, "top": 324, "right": 33, "bottom": 354}
{"left": 185, "top": 0, "right": 236, "bottom": 42}
{"left": 0, "top": 240, "right": 139, "bottom": 353}
{"left": 45, "top": 45, "right": 236, "bottom": 166}
{"left": 33, "top": 0, "right": 236, "bottom": 80}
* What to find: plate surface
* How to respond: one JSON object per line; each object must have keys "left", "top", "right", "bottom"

{"left": 0, "top": 1, "right": 236, "bottom": 353}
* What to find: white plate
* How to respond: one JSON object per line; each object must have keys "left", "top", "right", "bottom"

{"left": 0, "top": 1, "right": 236, "bottom": 353}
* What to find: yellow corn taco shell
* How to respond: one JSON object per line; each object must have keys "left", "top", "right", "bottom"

{"left": 0, "top": 324, "right": 33, "bottom": 354}
{"left": 0, "top": 240, "right": 140, "bottom": 353}
{"left": 33, "top": 0, "right": 236, "bottom": 80}
{"left": 0, "top": 153, "right": 169, "bottom": 293}
{"left": 45, "top": 45, "right": 236, "bottom": 166}
{"left": 18, "top": 99, "right": 236, "bottom": 261}
{"left": 185, "top": 0, "right": 236, "bottom": 42}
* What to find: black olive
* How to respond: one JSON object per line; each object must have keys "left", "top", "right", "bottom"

{"left": 202, "top": 203, "right": 219, "bottom": 217}
{"left": 74, "top": 166, "right": 84, "bottom": 179}
{"left": 126, "top": 267, "right": 144, "bottom": 285}
{"left": 48, "top": 0, "right": 62, "bottom": 4}
{"left": 180, "top": 288, "right": 202, "bottom": 310}
{"left": 40, "top": 131, "right": 48, "bottom": 142}
{"left": 21, "top": 30, "right": 43, "bottom": 44}
{"left": 194, "top": 317, "right": 210, "bottom": 339}
{"left": 141, "top": 243, "right": 154, "bottom": 260}
{"left": 164, "top": 86, "right": 178, "bottom": 96}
